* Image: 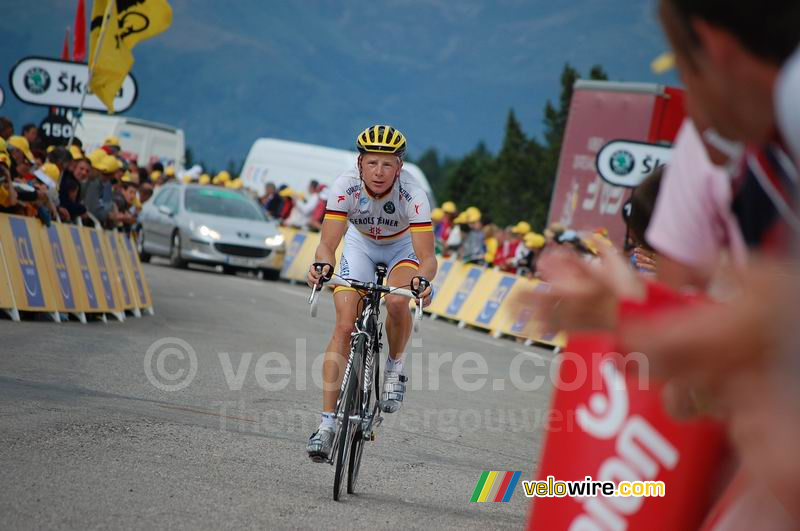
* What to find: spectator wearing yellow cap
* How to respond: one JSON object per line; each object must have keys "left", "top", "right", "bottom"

{"left": 198, "top": 174, "right": 211, "bottom": 186}
{"left": 436, "top": 200, "right": 459, "bottom": 251}
{"left": 517, "top": 232, "right": 546, "bottom": 278}
{"left": 277, "top": 185, "right": 296, "bottom": 223}
{"left": 103, "top": 135, "right": 121, "bottom": 155}
{"left": 495, "top": 220, "right": 529, "bottom": 274}
{"left": 212, "top": 170, "right": 231, "bottom": 186}
{"left": 483, "top": 223, "right": 500, "bottom": 265}
{"left": 7, "top": 135, "right": 35, "bottom": 166}
{"left": 165, "top": 165, "right": 176, "bottom": 180}
{"left": 33, "top": 162, "right": 72, "bottom": 221}
{"left": 459, "top": 207, "right": 485, "bottom": 263}
{"left": 85, "top": 152, "right": 129, "bottom": 229}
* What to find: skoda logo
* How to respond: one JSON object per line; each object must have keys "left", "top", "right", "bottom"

{"left": 24, "top": 67, "right": 50, "bottom": 95}
{"left": 383, "top": 201, "right": 395, "bottom": 214}
{"left": 609, "top": 150, "right": 635, "bottom": 176}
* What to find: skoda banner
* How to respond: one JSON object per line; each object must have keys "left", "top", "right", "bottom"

{"left": 9, "top": 57, "right": 137, "bottom": 113}
{"left": 595, "top": 140, "right": 672, "bottom": 188}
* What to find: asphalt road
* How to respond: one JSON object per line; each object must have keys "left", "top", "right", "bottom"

{"left": 0, "top": 260, "right": 558, "bottom": 530}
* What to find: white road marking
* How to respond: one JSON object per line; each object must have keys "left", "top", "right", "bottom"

{"left": 514, "top": 348, "right": 552, "bottom": 362}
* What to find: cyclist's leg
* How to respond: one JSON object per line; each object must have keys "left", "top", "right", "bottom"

{"left": 321, "top": 231, "right": 375, "bottom": 413}
{"left": 385, "top": 239, "right": 419, "bottom": 361}
{"left": 385, "top": 262, "right": 418, "bottom": 360}
{"left": 322, "top": 289, "right": 360, "bottom": 412}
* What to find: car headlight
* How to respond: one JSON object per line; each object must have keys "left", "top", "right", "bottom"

{"left": 264, "top": 234, "right": 284, "bottom": 247}
{"left": 198, "top": 225, "right": 221, "bottom": 240}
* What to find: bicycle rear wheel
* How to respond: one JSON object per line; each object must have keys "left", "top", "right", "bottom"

{"left": 333, "top": 343, "right": 361, "bottom": 501}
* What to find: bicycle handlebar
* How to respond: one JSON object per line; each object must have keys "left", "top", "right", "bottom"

{"left": 308, "top": 277, "right": 424, "bottom": 331}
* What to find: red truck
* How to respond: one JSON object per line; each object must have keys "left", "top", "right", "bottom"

{"left": 546, "top": 80, "right": 686, "bottom": 247}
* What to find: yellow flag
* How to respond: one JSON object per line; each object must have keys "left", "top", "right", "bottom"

{"left": 89, "top": 0, "right": 173, "bottom": 113}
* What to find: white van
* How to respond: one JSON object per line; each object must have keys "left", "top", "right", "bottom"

{"left": 73, "top": 112, "right": 185, "bottom": 169}
{"left": 240, "top": 138, "right": 435, "bottom": 202}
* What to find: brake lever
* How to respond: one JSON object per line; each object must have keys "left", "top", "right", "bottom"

{"left": 413, "top": 297, "right": 423, "bottom": 333}
{"left": 309, "top": 282, "right": 321, "bottom": 317}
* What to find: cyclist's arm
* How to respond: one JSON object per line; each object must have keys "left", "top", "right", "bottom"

{"left": 411, "top": 230, "right": 437, "bottom": 282}
{"left": 314, "top": 217, "right": 348, "bottom": 270}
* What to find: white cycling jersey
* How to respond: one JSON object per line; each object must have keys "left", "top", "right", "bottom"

{"left": 324, "top": 167, "right": 433, "bottom": 244}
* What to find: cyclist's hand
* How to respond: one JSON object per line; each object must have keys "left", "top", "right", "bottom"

{"left": 411, "top": 276, "right": 432, "bottom": 307}
{"left": 308, "top": 262, "right": 333, "bottom": 288}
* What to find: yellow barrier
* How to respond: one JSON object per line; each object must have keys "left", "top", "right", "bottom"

{"left": 422, "top": 255, "right": 565, "bottom": 348}
{"left": 121, "top": 232, "right": 154, "bottom": 313}
{"left": 487, "top": 277, "right": 567, "bottom": 347}
{"left": 0, "top": 232, "right": 17, "bottom": 319}
{"left": 278, "top": 228, "right": 345, "bottom": 283}
{"left": 0, "top": 213, "right": 155, "bottom": 321}
{"left": 0, "top": 214, "right": 59, "bottom": 318}
{"left": 105, "top": 231, "right": 136, "bottom": 313}
{"left": 43, "top": 223, "right": 91, "bottom": 320}
{"left": 455, "top": 268, "right": 519, "bottom": 332}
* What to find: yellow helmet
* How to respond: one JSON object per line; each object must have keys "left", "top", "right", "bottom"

{"left": 512, "top": 221, "right": 532, "bottom": 235}
{"left": 198, "top": 174, "right": 211, "bottom": 185}
{"left": 441, "top": 201, "right": 457, "bottom": 214}
{"left": 431, "top": 207, "right": 444, "bottom": 222}
{"left": 356, "top": 125, "right": 406, "bottom": 157}
{"left": 524, "top": 232, "right": 545, "bottom": 249}
{"left": 464, "top": 206, "right": 481, "bottom": 222}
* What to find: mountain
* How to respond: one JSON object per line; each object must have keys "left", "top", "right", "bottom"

{"left": 0, "top": 0, "right": 680, "bottom": 171}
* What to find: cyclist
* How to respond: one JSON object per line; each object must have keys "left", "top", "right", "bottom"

{"left": 306, "top": 125, "right": 436, "bottom": 461}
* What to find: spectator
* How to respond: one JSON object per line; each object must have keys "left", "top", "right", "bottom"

{"left": 164, "top": 165, "right": 176, "bottom": 182}
{"left": 112, "top": 174, "right": 139, "bottom": 232}
{"left": 518, "top": 232, "right": 545, "bottom": 277}
{"left": 459, "top": 207, "right": 485, "bottom": 263}
{"left": 278, "top": 186, "right": 295, "bottom": 223}
{"left": 623, "top": 165, "right": 666, "bottom": 274}
{"left": 446, "top": 212, "right": 466, "bottom": 256}
{"left": 0, "top": 117, "right": 13, "bottom": 140}
{"left": 21, "top": 124, "right": 37, "bottom": 146}
{"left": 102, "top": 135, "right": 121, "bottom": 155}
{"left": 212, "top": 170, "right": 231, "bottom": 187}
{"left": 307, "top": 184, "right": 328, "bottom": 232}
{"left": 496, "top": 221, "right": 529, "bottom": 273}
{"left": 483, "top": 223, "right": 500, "bottom": 265}
{"left": 33, "top": 162, "right": 64, "bottom": 220}
{"left": 437, "top": 201, "right": 458, "bottom": 244}
{"left": 197, "top": 174, "right": 211, "bottom": 186}
{"left": 7, "top": 136, "right": 36, "bottom": 178}
{"left": 262, "top": 181, "right": 282, "bottom": 219}
{"left": 288, "top": 179, "right": 319, "bottom": 229}
{"left": 139, "top": 181, "right": 155, "bottom": 204}
{"left": 84, "top": 153, "right": 125, "bottom": 229}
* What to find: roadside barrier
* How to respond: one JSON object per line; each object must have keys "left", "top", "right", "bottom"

{"left": 0, "top": 213, "right": 154, "bottom": 323}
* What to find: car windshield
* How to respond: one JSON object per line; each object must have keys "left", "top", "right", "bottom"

{"left": 184, "top": 188, "right": 266, "bottom": 221}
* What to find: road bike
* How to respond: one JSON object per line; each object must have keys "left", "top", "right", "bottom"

{"left": 308, "top": 262, "right": 424, "bottom": 501}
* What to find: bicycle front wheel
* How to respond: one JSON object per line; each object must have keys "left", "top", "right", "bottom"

{"left": 333, "top": 342, "right": 362, "bottom": 501}
{"left": 348, "top": 335, "right": 376, "bottom": 494}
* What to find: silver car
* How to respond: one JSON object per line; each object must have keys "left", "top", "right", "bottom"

{"left": 137, "top": 183, "right": 285, "bottom": 277}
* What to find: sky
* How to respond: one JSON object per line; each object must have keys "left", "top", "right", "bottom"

{"left": 0, "top": 0, "right": 680, "bottom": 170}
